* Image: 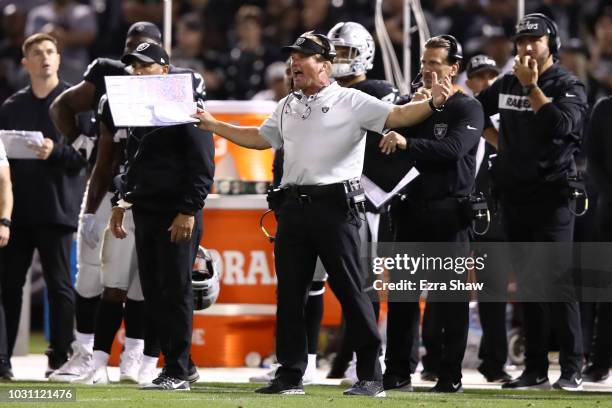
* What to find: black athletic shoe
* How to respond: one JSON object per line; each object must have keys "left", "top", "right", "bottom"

{"left": 553, "top": 372, "right": 584, "bottom": 391}
{"left": 477, "top": 366, "right": 512, "bottom": 383}
{"left": 343, "top": 380, "right": 386, "bottom": 397}
{"left": 187, "top": 358, "right": 200, "bottom": 383}
{"left": 502, "top": 371, "right": 550, "bottom": 390}
{"left": 0, "top": 356, "right": 13, "bottom": 381}
{"left": 582, "top": 364, "right": 609, "bottom": 383}
{"left": 141, "top": 374, "right": 190, "bottom": 391}
{"left": 429, "top": 380, "right": 463, "bottom": 393}
{"left": 254, "top": 378, "right": 305, "bottom": 395}
{"left": 383, "top": 374, "right": 413, "bottom": 391}
{"left": 420, "top": 370, "right": 438, "bottom": 382}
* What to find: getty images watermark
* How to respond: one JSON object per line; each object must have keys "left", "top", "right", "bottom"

{"left": 371, "top": 253, "right": 488, "bottom": 292}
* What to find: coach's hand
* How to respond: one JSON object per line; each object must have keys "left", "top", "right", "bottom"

{"left": 192, "top": 108, "right": 217, "bottom": 132}
{"left": 411, "top": 87, "right": 431, "bottom": 102}
{"left": 430, "top": 72, "right": 452, "bottom": 108}
{"left": 169, "top": 213, "right": 194, "bottom": 243}
{"left": 513, "top": 55, "right": 538, "bottom": 87}
{"left": 27, "top": 138, "right": 54, "bottom": 160}
{"left": 109, "top": 207, "right": 127, "bottom": 239}
{"left": 380, "top": 131, "right": 407, "bottom": 154}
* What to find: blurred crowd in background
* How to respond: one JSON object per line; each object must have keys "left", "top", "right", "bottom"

{"left": 1, "top": 0, "right": 612, "bottom": 105}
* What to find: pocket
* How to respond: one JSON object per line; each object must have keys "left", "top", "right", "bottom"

{"left": 346, "top": 208, "right": 362, "bottom": 228}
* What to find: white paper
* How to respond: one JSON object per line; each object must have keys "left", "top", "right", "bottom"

{"left": 361, "top": 167, "right": 420, "bottom": 209}
{"left": 0, "top": 130, "right": 43, "bottom": 159}
{"left": 104, "top": 74, "right": 198, "bottom": 127}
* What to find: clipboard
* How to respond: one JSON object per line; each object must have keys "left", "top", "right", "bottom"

{"left": 0, "top": 130, "right": 43, "bottom": 159}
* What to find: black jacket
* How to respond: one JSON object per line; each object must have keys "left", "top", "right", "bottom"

{"left": 396, "top": 91, "right": 483, "bottom": 201}
{"left": 476, "top": 63, "right": 587, "bottom": 203}
{"left": 120, "top": 123, "right": 215, "bottom": 216}
{"left": 0, "top": 82, "right": 87, "bottom": 228}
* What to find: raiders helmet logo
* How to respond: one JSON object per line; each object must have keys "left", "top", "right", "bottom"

{"left": 322, "top": 106, "right": 329, "bottom": 113}
{"left": 296, "top": 37, "right": 306, "bottom": 45}
{"left": 434, "top": 123, "right": 448, "bottom": 139}
{"left": 136, "top": 43, "right": 150, "bottom": 52}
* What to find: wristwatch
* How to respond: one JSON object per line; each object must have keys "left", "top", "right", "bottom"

{"left": 522, "top": 84, "right": 538, "bottom": 95}
{"left": 0, "top": 218, "right": 11, "bottom": 227}
{"left": 428, "top": 97, "right": 444, "bottom": 112}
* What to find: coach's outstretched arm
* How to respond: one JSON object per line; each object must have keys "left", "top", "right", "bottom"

{"left": 384, "top": 72, "right": 452, "bottom": 129}
{"left": 193, "top": 109, "right": 271, "bottom": 150}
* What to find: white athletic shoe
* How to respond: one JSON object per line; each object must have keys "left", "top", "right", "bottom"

{"left": 138, "top": 363, "right": 158, "bottom": 385}
{"left": 249, "top": 365, "right": 278, "bottom": 383}
{"left": 48, "top": 342, "right": 93, "bottom": 383}
{"left": 303, "top": 363, "right": 316, "bottom": 385}
{"left": 73, "top": 365, "right": 110, "bottom": 385}
{"left": 119, "top": 350, "right": 142, "bottom": 383}
{"left": 340, "top": 359, "right": 358, "bottom": 386}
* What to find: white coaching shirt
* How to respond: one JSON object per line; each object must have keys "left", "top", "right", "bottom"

{"left": 259, "top": 81, "right": 393, "bottom": 186}
{"left": 0, "top": 139, "right": 8, "bottom": 167}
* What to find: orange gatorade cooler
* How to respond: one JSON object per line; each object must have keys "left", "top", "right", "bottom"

{"left": 206, "top": 100, "right": 276, "bottom": 181}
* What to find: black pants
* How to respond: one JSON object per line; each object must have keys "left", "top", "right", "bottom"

{"left": 0, "top": 226, "right": 75, "bottom": 357}
{"left": 477, "top": 302, "right": 508, "bottom": 373}
{"left": 503, "top": 198, "right": 583, "bottom": 375}
{"left": 585, "top": 200, "right": 612, "bottom": 368}
{"left": 385, "top": 200, "right": 470, "bottom": 383}
{"left": 474, "top": 240, "right": 510, "bottom": 374}
{"left": 133, "top": 209, "right": 201, "bottom": 380}
{"left": 274, "top": 195, "right": 381, "bottom": 385}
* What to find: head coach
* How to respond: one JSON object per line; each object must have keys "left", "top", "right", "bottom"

{"left": 193, "top": 31, "right": 451, "bottom": 397}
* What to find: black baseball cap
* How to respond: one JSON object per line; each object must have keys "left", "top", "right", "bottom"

{"left": 282, "top": 35, "right": 331, "bottom": 59}
{"left": 513, "top": 15, "right": 551, "bottom": 40}
{"left": 126, "top": 21, "right": 162, "bottom": 43}
{"left": 466, "top": 54, "right": 499, "bottom": 78}
{"left": 121, "top": 42, "right": 169, "bottom": 66}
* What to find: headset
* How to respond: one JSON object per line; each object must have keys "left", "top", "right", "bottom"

{"left": 438, "top": 34, "right": 464, "bottom": 63}
{"left": 310, "top": 33, "right": 337, "bottom": 61}
{"left": 515, "top": 13, "right": 561, "bottom": 56}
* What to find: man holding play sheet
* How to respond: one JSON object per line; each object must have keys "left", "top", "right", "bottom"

{"left": 108, "top": 42, "right": 215, "bottom": 391}
{"left": 0, "top": 33, "right": 88, "bottom": 377}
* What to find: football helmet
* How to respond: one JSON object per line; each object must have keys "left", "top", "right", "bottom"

{"left": 327, "top": 22, "right": 375, "bottom": 78}
{"left": 192, "top": 246, "right": 220, "bottom": 310}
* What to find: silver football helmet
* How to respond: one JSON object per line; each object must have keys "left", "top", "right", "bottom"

{"left": 327, "top": 22, "right": 375, "bottom": 78}
{"left": 192, "top": 246, "right": 220, "bottom": 310}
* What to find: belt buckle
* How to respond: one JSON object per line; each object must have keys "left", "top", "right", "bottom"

{"left": 297, "top": 194, "right": 311, "bottom": 204}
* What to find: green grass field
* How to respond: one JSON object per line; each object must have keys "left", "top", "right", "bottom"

{"left": 0, "top": 382, "right": 611, "bottom": 408}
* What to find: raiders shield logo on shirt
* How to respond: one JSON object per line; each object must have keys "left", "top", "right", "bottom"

{"left": 322, "top": 106, "right": 329, "bottom": 113}
{"left": 434, "top": 123, "right": 448, "bottom": 139}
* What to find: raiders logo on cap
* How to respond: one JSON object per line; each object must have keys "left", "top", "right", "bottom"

{"left": 136, "top": 43, "right": 150, "bottom": 52}
{"left": 296, "top": 37, "right": 306, "bottom": 45}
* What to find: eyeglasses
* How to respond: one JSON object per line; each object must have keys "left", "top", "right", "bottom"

{"left": 301, "top": 105, "right": 312, "bottom": 120}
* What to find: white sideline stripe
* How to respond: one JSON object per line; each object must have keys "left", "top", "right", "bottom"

{"left": 193, "top": 303, "right": 276, "bottom": 316}
{"left": 205, "top": 194, "right": 269, "bottom": 210}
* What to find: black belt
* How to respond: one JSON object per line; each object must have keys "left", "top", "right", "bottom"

{"left": 283, "top": 183, "right": 346, "bottom": 199}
